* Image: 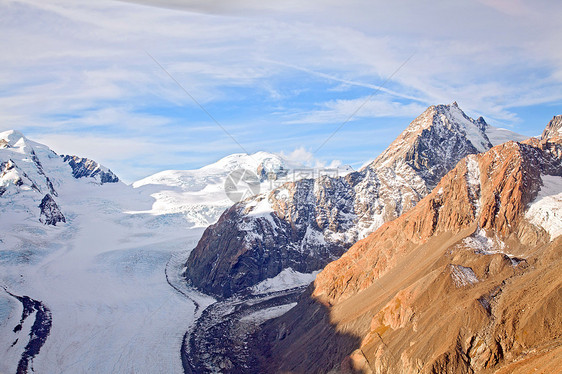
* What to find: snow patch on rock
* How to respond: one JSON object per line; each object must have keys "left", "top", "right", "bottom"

{"left": 250, "top": 268, "right": 319, "bottom": 295}
{"left": 463, "top": 229, "right": 523, "bottom": 265}
{"left": 526, "top": 175, "right": 562, "bottom": 240}
{"left": 463, "top": 229, "right": 504, "bottom": 252}
{"left": 465, "top": 155, "right": 481, "bottom": 213}
{"left": 450, "top": 264, "right": 479, "bottom": 287}
{"left": 240, "top": 303, "right": 297, "bottom": 323}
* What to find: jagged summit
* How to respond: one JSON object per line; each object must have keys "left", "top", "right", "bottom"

{"left": 369, "top": 103, "right": 492, "bottom": 187}
{"left": 542, "top": 115, "right": 562, "bottom": 139}
{"left": 377, "top": 103, "right": 489, "bottom": 150}
{"left": 184, "top": 103, "right": 498, "bottom": 298}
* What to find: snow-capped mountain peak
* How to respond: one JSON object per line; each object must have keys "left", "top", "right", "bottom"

{"left": 0, "top": 129, "right": 26, "bottom": 147}
{"left": 372, "top": 103, "right": 492, "bottom": 171}
{"left": 257, "top": 121, "right": 562, "bottom": 374}
{"left": 0, "top": 130, "right": 120, "bottom": 226}
{"left": 202, "top": 152, "right": 287, "bottom": 173}
{"left": 364, "top": 103, "right": 494, "bottom": 192}
{"left": 134, "top": 151, "right": 296, "bottom": 188}
{"left": 0, "top": 130, "right": 61, "bottom": 198}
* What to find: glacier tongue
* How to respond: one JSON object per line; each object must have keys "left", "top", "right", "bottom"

{"left": 0, "top": 177, "right": 214, "bottom": 374}
{"left": 0, "top": 132, "right": 217, "bottom": 373}
{"left": 0, "top": 135, "right": 342, "bottom": 372}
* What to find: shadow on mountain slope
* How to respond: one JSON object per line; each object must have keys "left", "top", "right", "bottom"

{"left": 251, "top": 285, "right": 364, "bottom": 374}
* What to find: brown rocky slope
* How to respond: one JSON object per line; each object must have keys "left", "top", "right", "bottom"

{"left": 254, "top": 130, "right": 562, "bottom": 373}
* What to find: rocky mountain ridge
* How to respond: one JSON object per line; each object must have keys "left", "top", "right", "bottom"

{"left": 61, "top": 155, "right": 119, "bottom": 184}
{"left": 185, "top": 103, "right": 504, "bottom": 298}
{"left": 254, "top": 121, "right": 562, "bottom": 373}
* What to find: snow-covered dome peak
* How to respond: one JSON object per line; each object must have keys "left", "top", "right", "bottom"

{"left": 201, "top": 151, "right": 288, "bottom": 173}
{"left": 0, "top": 129, "right": 27, "bottom": 148}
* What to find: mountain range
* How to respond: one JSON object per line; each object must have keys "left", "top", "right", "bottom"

{"left": 184, "top": 103, "right": 530, "bottom": 298}
{"left": 252, "top": 116, "right": 562, "bottom": 373}
{"left": 1, "top": 109, "right": 560, "bottom": 374}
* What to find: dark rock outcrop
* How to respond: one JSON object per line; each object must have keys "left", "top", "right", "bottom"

{"left": 30, "top": 150, "right": 57, "bottom": 196}
{"left": 38, "top": 194, "right": 66, "bottom": 226}
{"left": 3, "top": 288, "right": 53, "bottom": 374}
{"left": 62, "top": 155, "right": 119, "bottom": 184}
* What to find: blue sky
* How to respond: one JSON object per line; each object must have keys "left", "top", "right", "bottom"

{"left": 2, "top": 0, "right": 562, "bottom": 182}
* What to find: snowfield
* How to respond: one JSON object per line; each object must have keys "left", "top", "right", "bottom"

{"left": 0, "top": 180, "right": 213, "bottom": 373}
{"left": 484, "top": 125, "right": 530, "bottom": 146}
{"left": 132, "top": 152, "right": 308, "bottom": 227}
{"left": 131, "top": 151, "right": 351, "bottom": 228}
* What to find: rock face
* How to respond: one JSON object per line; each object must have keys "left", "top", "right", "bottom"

{"left": 62, "top": 155, "right": 119, "bottom": 184}
{"left": 255, "top": 131, "right": 562, "bottom": 373}
{"left": 185, "top": 103, "right": 495, "bottom": 298}
{"left": 38, "top": 194, "right": 65, "bottom": 226}
{"left": 542, "top": 115, "right": 562, "bottom": 139}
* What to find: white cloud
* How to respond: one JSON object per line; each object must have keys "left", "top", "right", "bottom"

{"left": 29, "top": 131, "right": 249, "bottom": 183}
{"left": 32, "top": 133, "right": 151, "bottom": 162}
{"left": 1, "top": 0, "right": 562, "bottom": 179}
{"left": 285, "top": 98, "right": 427, "bottom": 124}
{"left": 280, "top": 147, "right": 342, "bottom": 169}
